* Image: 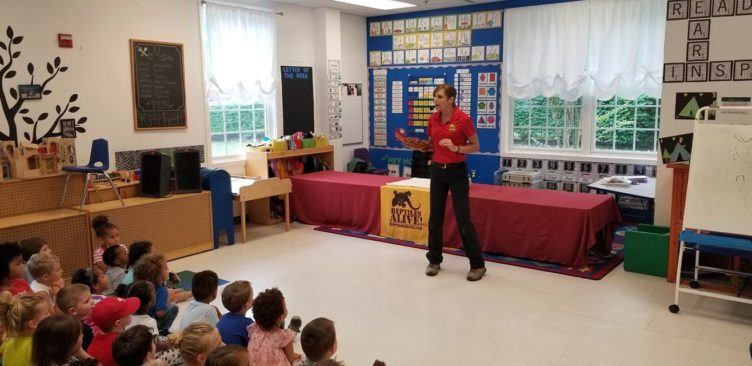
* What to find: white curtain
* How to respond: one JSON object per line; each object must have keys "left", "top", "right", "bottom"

{"left": 202, "top": 2, "right": 277, "bottom": 105}
{"left": 504, "top": 0, "right": 666, "bottom": 101}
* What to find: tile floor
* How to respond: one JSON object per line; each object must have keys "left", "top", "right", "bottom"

{"left": 169, "top": 223, "right": 752, "bottom": 365}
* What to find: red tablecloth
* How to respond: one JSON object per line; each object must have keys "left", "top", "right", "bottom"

{"left": 291, "top": 171, "right": 622, "bottom": 267}
{"left": 291, "top": 171, "right": 406, "bottom": 235}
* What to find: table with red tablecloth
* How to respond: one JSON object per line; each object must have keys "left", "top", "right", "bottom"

{"left": 291, "top": 171, "right": 622, "bottom": 267}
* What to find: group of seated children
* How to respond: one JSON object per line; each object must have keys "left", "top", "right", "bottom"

{"left": 0, "top": 214, "right": 385, "bottom": 365}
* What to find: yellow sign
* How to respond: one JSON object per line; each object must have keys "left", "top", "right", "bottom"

{"left": 380, "top": 185, "right": 430, "bottom": 245}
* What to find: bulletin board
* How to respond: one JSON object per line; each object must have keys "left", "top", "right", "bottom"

{"left": 366, "top": 2, "right": 505, "bottom": 184}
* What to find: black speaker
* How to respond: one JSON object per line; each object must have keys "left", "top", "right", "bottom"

{"left": 140, "top": 152, "right": 171, "bottom": 198}
{"left": 174, "top": 149, "right": 202, "bottom": 194}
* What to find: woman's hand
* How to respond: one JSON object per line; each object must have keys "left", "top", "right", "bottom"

{"left": 439, "top": 138, "right": 457, "bottom": 152}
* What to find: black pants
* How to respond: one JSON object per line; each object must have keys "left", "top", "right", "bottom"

{"left": 427, "top": 163, "right": 485, "bottom": 269}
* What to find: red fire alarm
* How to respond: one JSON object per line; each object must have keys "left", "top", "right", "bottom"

{"left": 58, "top": 33, "right": 72, "bottom": 48}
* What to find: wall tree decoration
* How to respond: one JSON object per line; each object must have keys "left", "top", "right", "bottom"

{"left": 0, "top": 25, "right": 87, "bottom": 147}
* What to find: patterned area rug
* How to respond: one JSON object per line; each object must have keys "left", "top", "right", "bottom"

{"left": 314, "top": 225, "right": 636, "bottom": 280}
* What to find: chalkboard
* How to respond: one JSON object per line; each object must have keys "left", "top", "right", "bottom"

{"left": 130, "top": 39, "right": 187, "bottom": 130}
{"left": 281, "top": 66, "right": 314, "bottom": 135}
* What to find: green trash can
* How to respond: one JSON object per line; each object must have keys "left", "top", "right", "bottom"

{"left": 624, "top": 224, "right": 670, "bottom": 277}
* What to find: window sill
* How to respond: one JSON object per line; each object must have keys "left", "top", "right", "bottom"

{"left": 211, "top": 155, "right": 246, "bottom": 166}
{"left": 502, "top": 149, "right": 658, "bottom": 165}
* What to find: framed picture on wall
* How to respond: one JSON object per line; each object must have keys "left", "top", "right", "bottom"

{"left": 487, "top": 11, "right": 502, "bottom": 27}
{"left": 430, "top": 49, "right": 443, "bottom": 63}
{"left": 393, "top": 35, "right": 405, "bottom": 50}
{"left": 405, "top": 34, "right": 417, "bottom": 48}
{"left": 381, "top": 21, "right": 393, "bottom": 35}
{"left": 486, "top": 45, "right": 500, "bottom": 61}
{"left": 369, "top": 51, "right": 381, "bottom": 67}
{"left": 405, "top": 18, "right": 418, "bottom": 33}
{"left": 406, "top": 50, "right": 417, "bottom": 64}
{"left": 458, "top": 30, "right": 471, "bottom": 46}
{"left": 393, "top": 19, "right": 405, "bottom": 34}
{"left": 418, "top": 17, "right": 430, "bottom": 32}
{"left": 431, "top": 16, "right": 443, "bottom": 31}
{"left": 430, "top": 32, "right": 443, "bottom": 48}
{"left": 418, "top": 33, "right": 430, "bottom": 48}
{"left": 444, "top": 31, "right": 457, "bottom": 47}
{"left": 445, "top": 15, "right": 457, "bottom": 30}
{"left": 457, "top": 47, "right": 471, "bottom": 62}
{"left": 393, "top": 50, "right": 405, "bottom": 65}
{"left": 369, "top": 22, "right": 380, "bottom": 37}
{"left": 443, "top": 48, "right": 457, "bottom": 63}
{"left": 472, "top": 12, "right": 487, "bottom": 28}
{"left": 418, "top": 49, "right": 430, "bottom": 63}
{"left": 459, "top": 14, "right": 472, "bottom": 29}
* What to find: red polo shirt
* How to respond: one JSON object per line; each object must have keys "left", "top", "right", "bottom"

{"left": 427, "top": 107, "right": 476, "bottom": 164}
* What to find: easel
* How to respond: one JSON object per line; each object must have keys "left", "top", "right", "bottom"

{"left": 670, "top": 106, "right": 752, "bottom": 313}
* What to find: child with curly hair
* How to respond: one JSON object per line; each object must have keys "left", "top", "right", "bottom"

{"left": 248, "top": 288, "right": 302, "bottom": 366}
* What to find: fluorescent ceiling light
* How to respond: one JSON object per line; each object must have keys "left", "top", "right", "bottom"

{"left": 332, "top": 0, "right": 416, "bottom": 10}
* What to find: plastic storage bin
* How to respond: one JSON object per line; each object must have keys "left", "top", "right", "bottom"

{"left": 624, "top": 224, "right": 670, "bottom": 277}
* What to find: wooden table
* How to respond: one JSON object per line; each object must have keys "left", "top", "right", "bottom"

{"left": 232, "top": 177, "right": 292, "bottom": 243}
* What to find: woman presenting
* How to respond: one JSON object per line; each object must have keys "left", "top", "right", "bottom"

{"left": 397, "top": 84, "right": 486, "bottom": 281}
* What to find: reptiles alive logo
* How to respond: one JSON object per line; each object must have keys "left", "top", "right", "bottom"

{"left": 390, "top": 191, "right": 423, "bottom": 230}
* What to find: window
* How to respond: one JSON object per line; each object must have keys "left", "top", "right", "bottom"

{"left": 512, "top": 97, "right": 582, "bottom": 150}
{"left": 594, "top": 95, "right": 660, "bottom": 153}
{"left": 209, "top": 103, "right": 268, "bottom": 157}
{"left": 201, "top": 2, "right": 277, "bottom": 159}
{"left": 510, "top": 95, "right": 661, "bottom": 156}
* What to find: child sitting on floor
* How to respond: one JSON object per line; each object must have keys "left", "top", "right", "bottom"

{"left": 119, "top": 241, "right": 181, "bottom": 295}
{"left": 56, "top": 284, "right": 96, "bottom": 350}
{"left": 0, "top": 292, "right": 51, "bottom": 365}
{"left": 91, "top": 215, "right": 122, "bottom": 273}
{"left": 206, "top": 345, "right": 250, "bottom": 366}
{"left": 19, "top": 237, "right": 51, "bottom": 283}
{"left": 126, "top": 280, "right": 184, "bottom": 366}
{"left": 177, "top": 322, "right": 225, "bottom": 366}
{"left": 248, "top": 288, "right": 302, "bottom": 366}
{"left": 87, "top": 296, "right": 140, "bottom": 366}
{"left": 72, "top": 267, "right": 110, "bottom": 301}
{"left": 27, "top": 251, "right": 64, "bottom": 299}
{"left": 134, "top": 254, "right": 189, "bottom": 335}
{"left": 103, "top": 244, "right": 129, "bottom": 295}
{"left": 0, "top": 241, "right": 33, "bottom": 295}
{"left": 179, "top": 270, "right": 220, "bottom": 330}
{"left": 113, "top": 325, "right": 161, "bottom": 366}
{"left": 216, "top": 280, "right": 254, "bottom": 347}
{"left": 31, "top": 314, "right": 95, "bottom": 365}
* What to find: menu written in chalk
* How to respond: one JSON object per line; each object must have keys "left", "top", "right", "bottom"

{"left": 130, "top": 39, "right": 187, "bottom": 130}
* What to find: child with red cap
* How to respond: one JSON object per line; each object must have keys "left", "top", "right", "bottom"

{"left": 87, "top": 296, "right": 140, "bottom": 366}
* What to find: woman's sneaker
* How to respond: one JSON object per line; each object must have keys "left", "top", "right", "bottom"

{"left": 425, "top": 264, "right": 440, "bottom": 276}
{"left": 467, "top": 267, "right": 486, "bottom": 281}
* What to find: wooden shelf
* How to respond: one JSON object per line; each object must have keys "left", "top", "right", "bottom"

{"left": 0, "top": 209, "right": 84, "bottom": 230}
{"left": 245, "top": 145, "right": 334, "bottom": 179}
{"left": 80, "top": 192, "right": 208, "bottom": 213}
{"left": 263, "top": 146, "right": 334, "bottom": 160}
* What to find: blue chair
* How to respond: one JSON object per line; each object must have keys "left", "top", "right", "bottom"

{"left": 201, "top": 168, "right": 235, "bottom": 248}
{"left": 60, "top": 138, "right": 124, "bottom": 211}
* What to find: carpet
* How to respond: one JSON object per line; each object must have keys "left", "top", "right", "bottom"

{"left": 175, "top": 270, "right": 230, "bottom": 292}
{"left": 314, "top": 225, "right": 636, "bottom": 280}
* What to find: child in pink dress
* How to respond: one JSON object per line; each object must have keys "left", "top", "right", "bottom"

{"left": 248, "top": 288, "right": 302, "bottom": 366}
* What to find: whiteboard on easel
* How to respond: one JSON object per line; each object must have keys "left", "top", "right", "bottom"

{"left": 341, "top": 82, "right": 364, "bottom": 145}
{"left": 683, "top": 111, "right": 752, "bottom": 236}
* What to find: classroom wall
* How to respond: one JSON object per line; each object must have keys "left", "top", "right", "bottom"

{"left": 0, "top": 0, "right": 362, "bottom": 176}
{"left": 654, "top": 4, "right": 752, "bottom": 225}
{"left": 339, "top": 13, "right": 370, "bottom": 169}
{"left": 0, "top": 0, "right": 207, "bottom": 168}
